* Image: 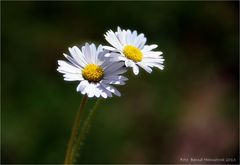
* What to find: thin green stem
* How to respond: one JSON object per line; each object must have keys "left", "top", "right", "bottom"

{"left": 64, "top": 95, "right": 88, "bottom": 165}
{"left": 74, "top": 98, "right": 102, "bottom": 162}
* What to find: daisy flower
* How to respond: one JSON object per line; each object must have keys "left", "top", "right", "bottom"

{"left": 103, "top": 27, "right": 165, "bottom": 75}
{"left": 57, "top": 43, "right": 128, "bottom": 98}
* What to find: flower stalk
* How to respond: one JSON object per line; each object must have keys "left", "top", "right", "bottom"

{"left": 64, "top": 95, "right": 88, "bottom": 165}
{"left": 74, "top": 98, "right": 102, "bottom": 160}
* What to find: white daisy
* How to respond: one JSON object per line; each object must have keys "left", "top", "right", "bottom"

{"left": 103, "top": 27, "right": 165, "bottom": 75}
{"left": 57, "top": 43, "right": 128, "bottom": 98}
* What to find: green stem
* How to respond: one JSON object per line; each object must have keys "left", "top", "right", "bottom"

{"left": 64, "top": 95, "right": 88, "bottom": 165}
{"left": 74, "top": 98, "right": 102, "bottom": 162}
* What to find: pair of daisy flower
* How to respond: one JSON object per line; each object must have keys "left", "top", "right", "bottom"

{"left": 57, "top": 27, "right": 164, "bottom": 98}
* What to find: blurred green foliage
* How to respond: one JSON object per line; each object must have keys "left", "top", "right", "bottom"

{"left": 1, "top": 1, "right": 239, "bottom": 164}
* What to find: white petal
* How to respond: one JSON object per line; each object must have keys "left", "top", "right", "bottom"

{"left": 105, "top": 68, "right": 127, "bottom": 76}
{"left": 102, "top": 79, "right": 126, "bottom": 85}
{"left": 133, "top": 33, "right": 145, "bottom": 48}
{"left": 83, "top": 84, "right": 90, "bottom": 96}
{"left": 83, "top": 43, "right": 92, "bottom": 63}
{"left": 102, "top": 84, "right": 121, "bottom": 96}
{"left": 117, "top": 28, "right": 126, "bottom": 45}
{"left": 97, "top": 44, "right": 103, "bottom": 54}
{"left": 93, "top": 83, "right": 101, "bottom": 97}
{"left": 100, "top": 90, "right": 108, "bottom": 98}
{"left": 72, "top": 46, "right": 88, "bottom": 65}
{"left": 148, "top": 63, "right": 164, "bottom": 70}
{"left": 90, "top": 43, "right": 97, "bottom": 63}
{"left": 137, "top": 63, "right": 152, "bottom": 73}
{"left": 104, "top": 53, "right": 111, "bottom": 57}
{"left": 77, "top": 80, "right": 89, "bottom": 93}
{"left": 142, "top": 58, "right": 164, "bottom": 64}
{"left": 57, "top": 60, "right": 81, "bottom": 74}
{"left": 63, "top": 53, "right": 83, "bottom": 68}
{"left": 129, "top": 30, "right": 137, "bottom": 44}
{"left": 63, "top": 73, "right": 84, "bottom": 81}
{"left": 100, "top": 83, "right": 113, "bottom": 98}
{"left": 144, "top": 51, "right": 163, "bottom": 57}
{"left": 106, "top": 52, "right": 121, "bottom": 59}
{"left": 104, "top": 75, "right": 128, "bottom": 81}
{"left": 104, "top": 61, "right": 124, "bottom": 73}
{"left": 110, "top": 56, "right": 125, "bottom": 62}
{"left": 104, "top": 30, "right": 123, "bottom": 50}
{"left": 126, "top": 29, "right": 133, "bottom": 44}
{"left": 86, "top": 83, "right": 95, "bottom": 98}
{"left": 69, "top": 47, "right": 88, "bottom": 67}
{"left": 142, "top": 44, "right": 158, "bottom": 52}
{"left": 102, "top": 46, "right": 118, "bottom": 52}
{"left": 138, "top": 37, "right": 147, "bottom": 49}
{"left": 124, "top": 60, "right": 134, "bottom": 67}
{"left": 117, "top": 26, "right": 122, "bottom": 31}
{"left": 105, "top": 63, "right": 126, "bottom": 76}
{"left": 132, "top": 63, "right": 139, "bottom": 75}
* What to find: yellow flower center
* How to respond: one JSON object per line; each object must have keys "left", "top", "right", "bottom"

{"left": 123, "top": 45, "right": 143, "bottom": 62}
{"left": 82, "top": 64, "right": 104, "bottom": 82}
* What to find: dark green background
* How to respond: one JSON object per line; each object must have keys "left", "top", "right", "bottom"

{"left": 2, "top": 1, "right": 239, "bottom": 164}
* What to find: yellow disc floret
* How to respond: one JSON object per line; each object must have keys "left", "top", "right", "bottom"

{"left": 123, "top": 45, "right": 143, "bottom": 62}
{"left": 82, "top": 64, "right": 104, "bottom": 82}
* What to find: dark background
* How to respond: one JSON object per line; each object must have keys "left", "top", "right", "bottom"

{"left": 1, "top": 1, "right": 239, "bottom": 164}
